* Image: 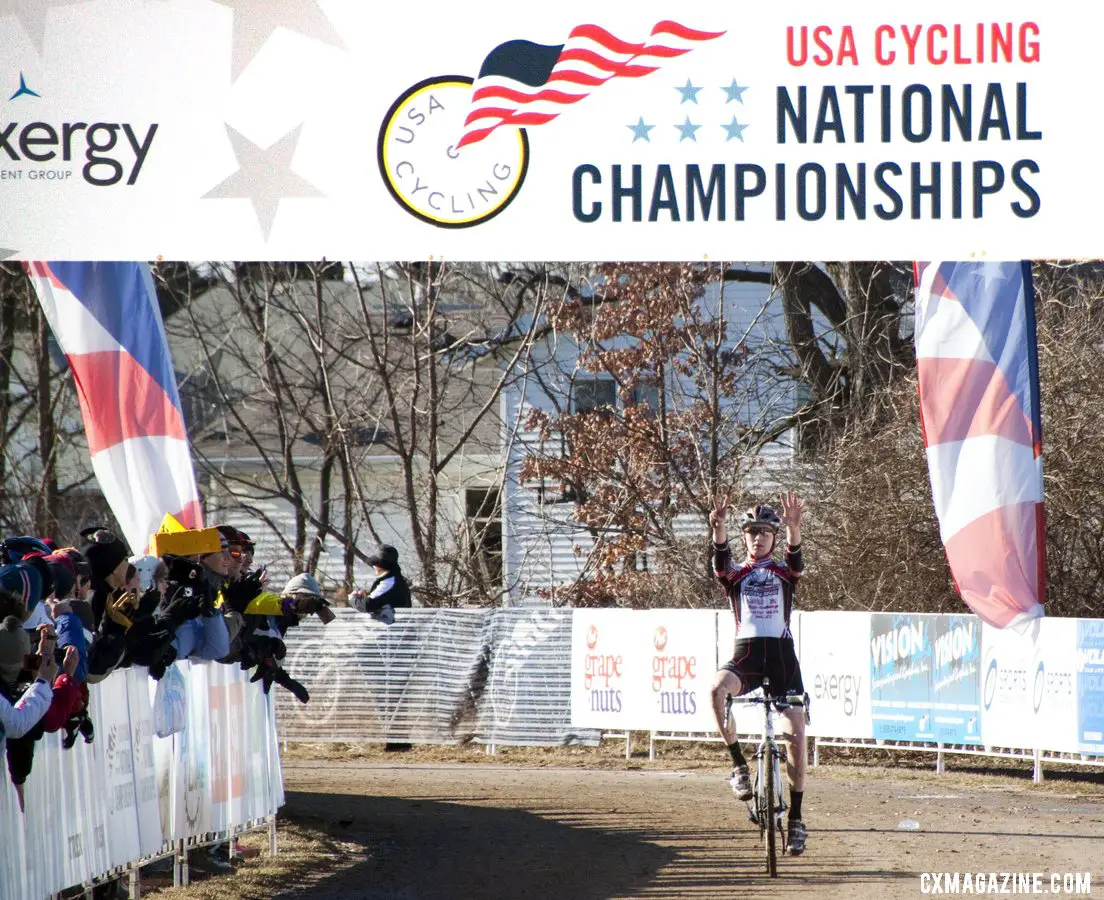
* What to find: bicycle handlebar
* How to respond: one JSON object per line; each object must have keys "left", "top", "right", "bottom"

{"left": 729, "top": 693, "right": 808, "bottom": 709}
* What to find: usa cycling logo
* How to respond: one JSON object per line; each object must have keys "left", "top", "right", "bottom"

{"left": 377, "top": 20, "right": 724, "bottom": 228}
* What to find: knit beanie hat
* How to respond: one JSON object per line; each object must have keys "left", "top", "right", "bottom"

{"left": 46, "top": 556, "right": 77, "bottom": 600}
{"left": 0, "top": 562, "right": 43, "bottom": 612}
{"left": 0, "top": 536, "right": 52, "bottom": 565}
{"left": 0, "top": 615, "right": 31, "bottom": 683}
{"left": 82, "top": 532, "right": 130, "bottom": 582}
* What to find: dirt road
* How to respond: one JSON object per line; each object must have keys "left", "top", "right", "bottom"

{"left": 270, "top": 759, "right": 1104, "bottom": 900}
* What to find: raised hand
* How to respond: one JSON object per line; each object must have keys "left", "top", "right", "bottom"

{"left": 779, "top": 490, "right": 805, "bottom": 530}
{"left": 709, "top": 495, "right": 729, "bottom": 529}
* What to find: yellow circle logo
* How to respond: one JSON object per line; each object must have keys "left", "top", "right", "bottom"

{"left": 377, "top": 75, "right": 529, "bottom": 228}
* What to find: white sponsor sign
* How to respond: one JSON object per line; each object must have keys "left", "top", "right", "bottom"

{"left": 639, "top": 610, "right": 718, "bottom": 732}
{"left": 0, "top": 2, "right": 1097, "bottom": 259}
{"left": 800, "top": 611, "right": 873, "bottom": 739}
{"left": 570, "top": 609, "right": 639, "bottom": 729}
{"left": 0, "top": 662, "right": 281, "bottom": 900}
{"left": 980, "top": 618, "right": 1078, "bottom": 752}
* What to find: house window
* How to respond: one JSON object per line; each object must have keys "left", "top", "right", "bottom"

{"left": 465, "top": 488, "right": 502, "bottom": 593}
{"left": 631, "top": 380, "right": 660, "bottom": 413}
{"left": 573, "top": 377, "right": 616, "bottom": 413}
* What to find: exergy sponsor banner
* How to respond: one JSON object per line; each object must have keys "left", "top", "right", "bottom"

{"left": 1076, "top": 620, "right": 1104, "bottom": 755}
{"left": 0, "top": 3, "right": 1100, "bottom": 259}
{"left": 570, "top": 609, "right": 637, "bottom": 728}
{"left": 980, "top": 618, "right": 1078, "bottom": 752}
{"left": 800, "top": 611, "right": 873, "bottom": 739}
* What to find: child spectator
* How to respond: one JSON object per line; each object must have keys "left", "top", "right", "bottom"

{"left": 351, "top": 545, "right": 411, "bottom": 624}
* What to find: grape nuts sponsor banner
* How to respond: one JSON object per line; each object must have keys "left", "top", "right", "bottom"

{"left": 800, "top": 611, "right": 873, "bottom": 739}
{"left": 980, "top": 618, "right": 1078, "bottom": 752}
{"left": 1, "top": 3, "right": 1102, "bottom": 259}
{"left": 640, "top": 610, "right": 717, "bottom": 732}
{"left": 570, "top": 609, "right": 637, "bottom": 729}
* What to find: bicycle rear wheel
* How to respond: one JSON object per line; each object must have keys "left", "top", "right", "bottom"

{"left": 763, "top": 751, "right": 777, "bottom": 876}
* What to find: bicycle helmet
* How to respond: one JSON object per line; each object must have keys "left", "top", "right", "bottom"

{"left": 740, "top": 504, "right": 782, "bottom": 533}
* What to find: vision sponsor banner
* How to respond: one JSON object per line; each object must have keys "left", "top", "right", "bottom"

{"left": 929, "top": 613, "right": 982, "bottom": 745}
{"left": 640, "top": 610, "right": 717, "bottom": 732}
{"left": 1076, "top": 619, "right": 1104, "bottom": 755}
{"left": 980, "top": 618, "right": 1078, "bottom": 752}
{"left": 800, "top": 611, "right": 872, "bottom": 739}
{"left": 870, "top": 613, "right": 934, "bottom": 741}
{"left": 570, "top": 609, "right": 639, "bottom": 728}
{"left": 0, "top": 3, "right": 1098, "bottom": 260}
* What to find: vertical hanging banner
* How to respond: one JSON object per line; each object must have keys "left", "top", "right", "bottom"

{"left": 914, "top": 261, "right": 1045, "bottom": 629}
{"left": 28, "top": 262, "right": 203, "bottom": 551}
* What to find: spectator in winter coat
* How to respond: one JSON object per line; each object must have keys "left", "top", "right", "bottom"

{"left": 0, "top": 616, "right": 58, "bottom": 810}
{"left": 0, "top": 617, "right": 54, "bottom": 745}
{"left": 351, "top": 545, "right": 411, "bottom": 624}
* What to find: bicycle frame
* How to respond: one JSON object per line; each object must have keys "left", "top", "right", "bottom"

{"left": 725, "top": 677, "right": 809, "bottom": 877}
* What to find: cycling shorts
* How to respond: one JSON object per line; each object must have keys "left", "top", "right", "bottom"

{"left": 721, "top": 637, "right": 804, "bottom": 697}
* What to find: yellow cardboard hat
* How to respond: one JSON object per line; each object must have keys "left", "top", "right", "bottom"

{"left": 148, "top": 513, "right": 223, "bottom": 557}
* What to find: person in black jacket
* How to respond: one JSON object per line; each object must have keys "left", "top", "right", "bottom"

{"left": 351, "top": 545, "right": 411, "bottom": 624}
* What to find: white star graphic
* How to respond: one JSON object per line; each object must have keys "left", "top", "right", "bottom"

{"left": 0, "top": 0, "right": 93, "bottom": 54}
{"left": 972, "top": 261, "right": 1011, "bottom": 295}
{"left": 210, "top": 0, "right": 345, "bottom": 81}
{"left": 202, "top": 124, "right": 324, "bottom": 241}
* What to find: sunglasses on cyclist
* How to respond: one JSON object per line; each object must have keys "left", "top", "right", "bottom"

{"left": 228, "top": 549, "right": 243, "bottom": 559}
{"left": 745, "top": 526, "right": 774, "bottom": 538}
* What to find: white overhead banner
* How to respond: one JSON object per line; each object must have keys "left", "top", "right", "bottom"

{"left": 0, "top": 2, "right": 1094, "bottom": 260}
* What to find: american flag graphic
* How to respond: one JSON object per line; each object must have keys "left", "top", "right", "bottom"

{"left": 914, "top": 261, "right": 1046, "bottom": 629}
{"left": 27, "top": 262, "right": 203, "bottom": 553}
{"left": 456, "top": 20, "right": 725, "bottom": 149}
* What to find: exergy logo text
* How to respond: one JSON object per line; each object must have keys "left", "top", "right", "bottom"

{"left": 0, "top": 120, "right": 159, "bottom": 185}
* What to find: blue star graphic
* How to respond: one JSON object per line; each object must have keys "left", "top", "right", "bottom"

{"left": 675, "top": 116, "right": 701, "bottom": 142}
{"left": 722, "top": 80, "right": 748, "bottom": 104}
{"left": 675, "top": 79, "right": 702, "bottom": 104}
{"left": 627, "top": 116, "right": 655, "bottom": 143}
{"left": 722, "top": 117, "right": 747, "bottom": 142}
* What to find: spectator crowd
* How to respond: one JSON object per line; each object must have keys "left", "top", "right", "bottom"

{"left": 0, "top": 519, "right": 411, "bottom": 817}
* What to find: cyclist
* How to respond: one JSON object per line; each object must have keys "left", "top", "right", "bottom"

{"left": 709, "top": 490, "right": 808, "bottom": 856}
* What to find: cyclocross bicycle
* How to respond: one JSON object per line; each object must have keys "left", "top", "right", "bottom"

{"left": 725, "top": 676, "right": 810, "bottom": 877}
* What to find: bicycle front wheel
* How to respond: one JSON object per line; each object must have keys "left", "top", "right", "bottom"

{"left": 763, "top": 751, "right": 777, "bottom": 876}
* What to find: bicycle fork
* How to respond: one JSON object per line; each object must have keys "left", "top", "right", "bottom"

{"left": 748, "top": 746, "right": 788, "bottom": 854}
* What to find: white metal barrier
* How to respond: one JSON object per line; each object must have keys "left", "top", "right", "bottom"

{"left": 2, "top": 661, "right": 284, "bottom": 900}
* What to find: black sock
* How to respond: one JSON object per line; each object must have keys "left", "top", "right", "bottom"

{"left": 727, "top": 742, "right": 747, "bottom": 768}
{"left": 789, "top": 790, "right": 803, "bottom": 821}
